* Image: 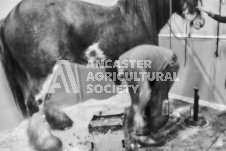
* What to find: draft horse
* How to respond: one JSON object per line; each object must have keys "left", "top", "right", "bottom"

{"left": 0, "top": 0, "right": 204, "bottom": 150}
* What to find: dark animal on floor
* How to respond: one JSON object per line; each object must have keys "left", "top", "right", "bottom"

{"left": 0, "top": 0, "right": 204, "bottom": 150}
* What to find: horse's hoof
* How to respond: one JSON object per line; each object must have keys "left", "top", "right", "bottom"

{"left": 41, "top": 136, "right": 62, "bottom": 151}
{"left": 45, "top": 111, "right": 73, "bottom": 130}
{"left": 31, "top": 135, "right": 62, "bottom": 151}
{"left": 28, "top": 121, "right": 63, "bottom": 151}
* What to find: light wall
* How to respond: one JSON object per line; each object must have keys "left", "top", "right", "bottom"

{"left": 159, "top": 0, "right": 226, "bottom": 106}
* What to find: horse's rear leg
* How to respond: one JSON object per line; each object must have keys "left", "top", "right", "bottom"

{"left": 42, "top": 62, "right": 73, "bottom": 130}
{"left": 27, "top": 92, "right": 62, "bottom": 151}
{"left": 26, "top": 62, "right": 72, "bottom": 151}
{"left": 44, "top": 96, "right": 73, "bottom": 130}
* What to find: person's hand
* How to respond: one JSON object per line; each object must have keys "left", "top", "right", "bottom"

{"left": 197, "top": 7, "right": 209, "bottom": 14}
{"left": 197, "top": 7, "right": 215, "bottom": 17}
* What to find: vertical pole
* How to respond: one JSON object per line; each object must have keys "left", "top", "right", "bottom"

{"left": 215, "top": 0, "right": 222, "bottom": 57}
{"left": 169, "top": 0, "right": 172, "bottom": 49}
{"left": 193, "top": 88, "right": 199, "bottom": 121}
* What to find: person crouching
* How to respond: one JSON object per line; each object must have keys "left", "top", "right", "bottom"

{"left": 117, "top": 45, "right": 179, "bottom": 138}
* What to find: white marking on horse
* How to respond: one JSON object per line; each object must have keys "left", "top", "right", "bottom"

{"left": 85, "top": 43, "right": 106, "bottom": 61}
{"left": 35, "top": 63, "right": 60, "bottom": 102}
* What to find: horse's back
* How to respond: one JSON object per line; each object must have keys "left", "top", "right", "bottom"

{"left": 2, "top": 0, "right": 118, "bottom": 76}
{"left": 3, "top": 0, "right": 117, "bottom": 50}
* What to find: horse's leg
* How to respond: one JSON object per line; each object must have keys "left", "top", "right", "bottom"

{"left": 27, "top": 90, "right": 62, "bottom": 151}
{"left": 37, "top": 62, "right": 73, "bottom": 130}
{"left": 44, "top": 96, "right": 73, "bottom": 130}
{"left": 26, "top": 62, "right": 73, "bottom": 151}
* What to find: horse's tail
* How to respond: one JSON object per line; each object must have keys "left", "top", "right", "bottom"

{"left": 0, "top": 20, "right": 28, "bottom": 117}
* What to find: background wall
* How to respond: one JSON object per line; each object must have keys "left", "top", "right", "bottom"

{"left": 159, "top": 0, "right": 226, "bottom": 107}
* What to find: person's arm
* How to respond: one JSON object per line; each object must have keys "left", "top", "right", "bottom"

{"left": 198, "top": 7, "right": 226, "bottom": 23}
{"left": 209, "top": 14, "right": 226, "bottom": 23}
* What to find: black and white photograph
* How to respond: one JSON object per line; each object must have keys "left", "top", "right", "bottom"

{"left": 0, "top": 0, "right": 226, "bottom": 151}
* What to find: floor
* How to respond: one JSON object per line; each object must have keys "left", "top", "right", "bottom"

{"left": 0, "top": 90, "right": 226, "bottom": 151}
{"left": 139, "top": 100, "right": 226, "bottom": 151}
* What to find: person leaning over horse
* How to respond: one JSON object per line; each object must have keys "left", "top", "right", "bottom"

{"left": 117, "top": 45, "right": 179, "bottom": 137}
{"left": 198, "top": 7, "right": 226, "bottom": 23}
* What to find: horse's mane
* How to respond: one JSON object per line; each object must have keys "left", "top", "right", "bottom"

{"left": 117, "top": 0, "right": 157, "bottom": 35}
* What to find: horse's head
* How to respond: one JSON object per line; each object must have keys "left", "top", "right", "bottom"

{"left": 177, "top": 0, "right": 205, "bottom": 30}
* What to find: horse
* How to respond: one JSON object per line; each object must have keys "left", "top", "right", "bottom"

{"left": 0, "top": 0, "right": 204, "bottom": 150}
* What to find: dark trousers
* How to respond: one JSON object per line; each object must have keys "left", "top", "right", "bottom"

{"left": 126, "top": 56, "right": 179, "bottom": 134}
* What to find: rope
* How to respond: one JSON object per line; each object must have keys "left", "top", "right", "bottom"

{"left": 184, "top": 23, "right": 188, "bottom": 67}
{"left": 167, "top": 21, "right": 189, "bottom": 66}
{"left": 167, "top": 21, "right": 189, "bottom": 40}
{"left": 167, "top": 0, "right": 190, "bottom": 41}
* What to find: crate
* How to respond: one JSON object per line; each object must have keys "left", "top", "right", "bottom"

{"left": 88, "top": 113, "right": 125, "bottom": 151}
